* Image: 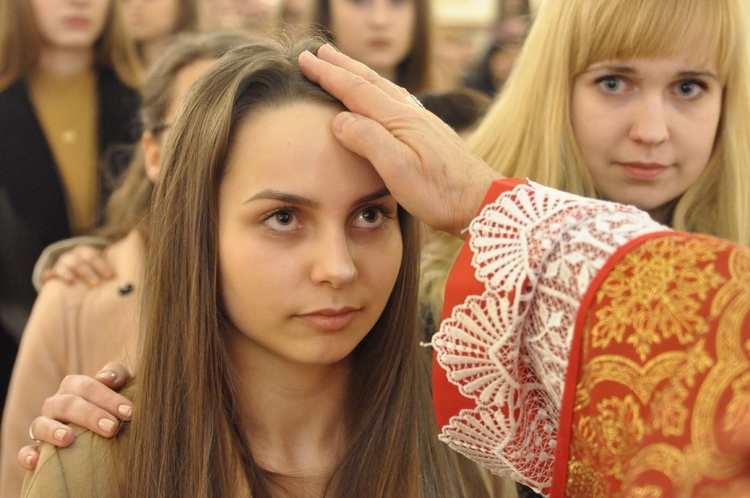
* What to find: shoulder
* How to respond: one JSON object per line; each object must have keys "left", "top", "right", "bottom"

{"left": 0, "top": 79, "right": 32, "bottom": 121}
{"left": 22, "top": 426, "right": 123, "bottom": 497}
{"left": 34, "top": 277, "right": 91, "bottom": 317}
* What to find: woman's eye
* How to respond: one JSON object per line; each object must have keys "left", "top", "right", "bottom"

{"left": 596, "top": 76, "right": 625, "bottom": 93}
{"left": 675, "top": 79, "right": 707, "bottom": 99}
{"left": 263, "top": 209, "right": 301, "bottom": 232}
{"left": 353, "top": 205, "right": 394, "bottom": 229}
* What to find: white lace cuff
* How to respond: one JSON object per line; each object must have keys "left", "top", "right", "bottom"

{"left": 433, "top": 182, "right": 665, "bottom": 494}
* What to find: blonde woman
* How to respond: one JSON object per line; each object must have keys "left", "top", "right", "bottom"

{"left": 470, "top": 0, "right": 749, "bottom": 245}
{"left": 420, "top": 0, "right": 750, "bottom": 349}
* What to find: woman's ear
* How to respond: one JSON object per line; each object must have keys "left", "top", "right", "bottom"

{"left": 142, "top": 131, "right": 162, "bottom": 183}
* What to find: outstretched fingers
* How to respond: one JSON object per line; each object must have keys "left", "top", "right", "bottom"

{"left": 300, "top": 45, "right": 414, "bottom": 120}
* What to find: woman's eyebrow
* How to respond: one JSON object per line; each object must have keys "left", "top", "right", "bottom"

{"left": 582, "top": 64, "right": 635, "bottom": 74}
{"left": 354, "top": 187, "right": 392, "bottom": 205}
{"left": 244, "top": 190, "right": 320, "bottom": 207}
{"left": 244, "top": 187, "right": 392, "bottom": 207}
{"left": 677, "top": 70, "right": 719, "bottom": 81}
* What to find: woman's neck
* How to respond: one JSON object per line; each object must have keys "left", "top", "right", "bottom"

{"left": 228, "top": 332, "right": 350, "bottom": 479}
{"left": 38, "top": 45, "right": 94, "bottom": 77}
{"left": 647, "top": 199, "right": 678, "bottom": 226}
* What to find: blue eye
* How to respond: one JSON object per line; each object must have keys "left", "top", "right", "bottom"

{"left": 597, "top": 76, "right": 623, "bottom": 92}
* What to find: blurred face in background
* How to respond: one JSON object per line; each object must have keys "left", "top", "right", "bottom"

{"left": 328, "top": 0, "right": 415, "bottom": 82}
{"left": 122, "top": 0, "right": 181, "bottom": 43}
{"left": 32, "top": 0, "right": 110, "bottom": 50}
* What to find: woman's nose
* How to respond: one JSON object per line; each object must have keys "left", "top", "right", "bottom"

{"left": 628, "top": 94, "right": 670, "bottom": 145}
{"left": 309, "top": 229, "right": 358, "bottom": 288}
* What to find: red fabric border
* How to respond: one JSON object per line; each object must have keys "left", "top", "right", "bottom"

{"left": 549, "top": 230, "right": 673, "bottom": 497}
{"left": 432, "top": 178, "right": 526, "bottom": 428}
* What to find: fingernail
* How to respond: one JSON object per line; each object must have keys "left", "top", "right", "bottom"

{"left": 118, "top": 404, "right": 132, "bottom": 418}
{"left": 96, "top": 370, "right": 117, "bottom": 381}
{"left": 25, "top": 454, "right": 33, "bottom": 467}
{"left": 54, "top": 429, "right": 67, "bottom": 442}
{"left": 334, "top": 112, "right": 356, "bottom": 134}
{"left": 98, "top": 418, "right": 115, "bottom": 433}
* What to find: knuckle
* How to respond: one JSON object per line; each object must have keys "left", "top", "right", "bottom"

{"left": 56, "top": 394, "right": 78, "bottom": 416}
{"left": 58, "top": 374, "right": 82, "bottom": 393}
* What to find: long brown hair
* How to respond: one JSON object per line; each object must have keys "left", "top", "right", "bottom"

{"left": 125, "top": 35, "right": 512, "bottom": 497}
{"left": 313, "top": 0, "right": 433, "bottom": 92}
{"left": 0, "top": 0, "right": 142, "bottom": 90}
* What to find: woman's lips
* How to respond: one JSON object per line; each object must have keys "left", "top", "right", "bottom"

{"left": 65, "top": 17, "right": 91, "bottom": 29}
{"left": 295, "top": 308, "right": 358, "bottom": 332}
{"left": 620, "top": 162, "right": 669, "bottom": 180}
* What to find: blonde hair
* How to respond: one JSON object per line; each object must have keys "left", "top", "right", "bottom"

{"left": 0, "top": 0, "right": 142, "bottom": 89}
{"left": 470, "top": 0, "right": 750, "bottom": 245}
{"left": 123, "top": 35, "right": 513, "bottom": 497}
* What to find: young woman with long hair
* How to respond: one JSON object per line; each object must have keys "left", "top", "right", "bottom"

{"left": 20, "top": 36, "right": 513, "bottom": 498}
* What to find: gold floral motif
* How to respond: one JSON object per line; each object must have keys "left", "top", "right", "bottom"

{"left": 651, "top": 382, "right": 689, "bottom": 437}
{"left": 565, "top": 460, "right": 608, "bottom": 497}
{"left": 574, "top": 340, "right": 713, "bottom": 417}
{"left": 590, "top": 237, "right": 726, "bottom": 361}
{"left": 576, "top": 396, "right": 645, "bottom": 480}
{"left": 566, "top": 239, "right": 750, "bottom": 495}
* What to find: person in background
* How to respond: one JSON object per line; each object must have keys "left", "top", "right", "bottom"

{"left": 468, "top": 0, "right": 749, "bottom": 245}
{"left": 200, "top": 0, "right": 277, "bottom": 33}
{"left": 121, "top": 0, "right": 201, "bottom": 69}
{"left": 463, "top": 15, "right": 529, "bottom": 97}
{"left": 277, "top": 0, "right": 315, "bottom": 42}
{"left": 21, "top": 36, "right": 515, "bottom": 498}
{"left": 0, "top": 0, "right": 141, "bottom": 425}
{"left": 0, "top": 31, "right": 250, "bottom": 498}
{"left": 314, "top": 0, "right": 433, "bottom": 93}
{"left": 416, "top": 88, "right": 491, "bottom": 141}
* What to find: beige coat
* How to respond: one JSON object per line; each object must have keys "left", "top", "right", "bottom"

{"left": 0, "top": 230, "right": 143, "bottom": 497}
{"left": 21, "top": 425, "right": 121, "bottom": 497}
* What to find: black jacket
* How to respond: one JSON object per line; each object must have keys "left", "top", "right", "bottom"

{"left": 0, "top": 68, "right": 140, "bottom": 342}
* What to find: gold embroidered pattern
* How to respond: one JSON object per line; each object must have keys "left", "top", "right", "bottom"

{"left": 564, "top": 235, "right": 750, "bottom": 496}
{"left": 590, "top": 237, "right": 727, "bottom": 362}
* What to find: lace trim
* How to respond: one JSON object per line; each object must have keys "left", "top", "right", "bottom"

{"left": 433, "top": 182, "right": 664, "bottom": 494}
